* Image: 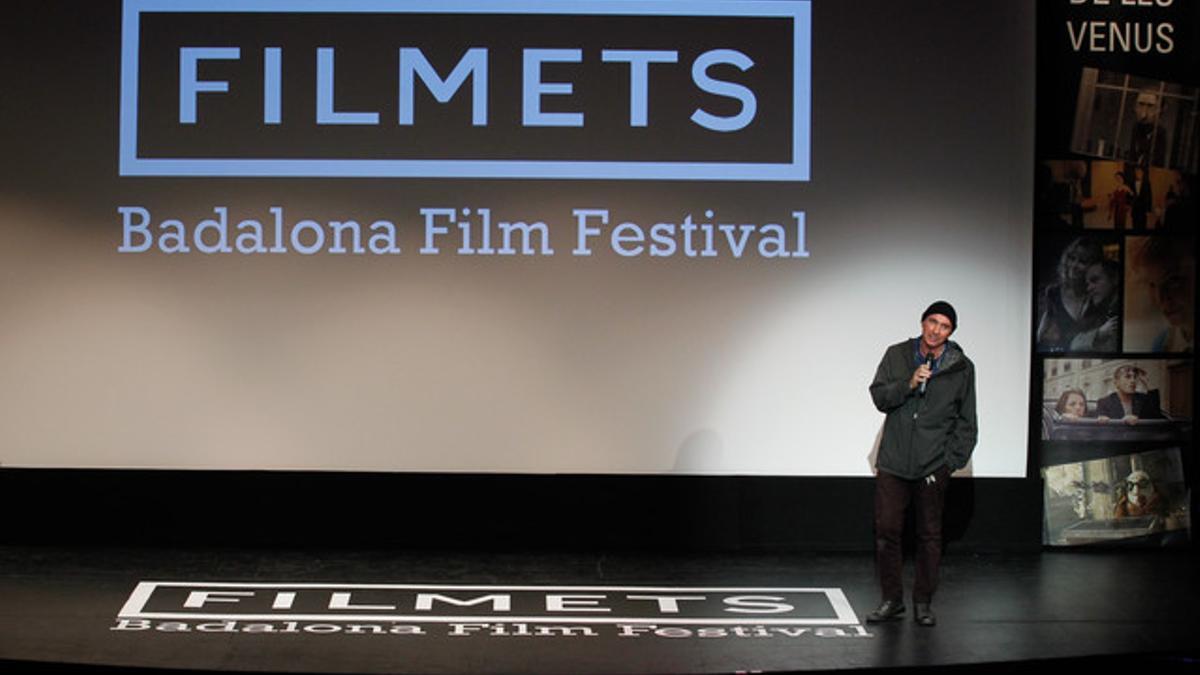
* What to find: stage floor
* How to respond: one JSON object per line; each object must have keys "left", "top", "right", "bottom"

{"left": 0, "top": 545, "right": 1196, "bottom": 674}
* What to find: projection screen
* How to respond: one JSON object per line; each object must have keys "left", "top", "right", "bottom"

{"left": 0, "top": 0, "right": 1032, "bottom": 476}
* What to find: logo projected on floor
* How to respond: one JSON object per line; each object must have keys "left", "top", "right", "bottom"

{"left": 113, "top": 583, "right": 872, "bottom": 639}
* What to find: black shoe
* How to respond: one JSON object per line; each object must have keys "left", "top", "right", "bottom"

{"left": 914, "top": 602, "right": 936, "bottom": 627}
{"left": 865, "top": 599, "right": 905, "bottom": 623}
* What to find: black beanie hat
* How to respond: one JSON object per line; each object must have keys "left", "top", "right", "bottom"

{"left": 922, "top": 301, "right": 957, "bottom": 331}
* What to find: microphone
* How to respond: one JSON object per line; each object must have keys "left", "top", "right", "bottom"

{"left": 919, "top": 351, "right": 935, "bottom": 395}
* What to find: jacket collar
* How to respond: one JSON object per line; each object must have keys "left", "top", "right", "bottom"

{"left": 913, "top": 338, "right": 966, "bottom": 374}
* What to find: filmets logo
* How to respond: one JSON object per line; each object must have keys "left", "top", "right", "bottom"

{"left": 119, "top": 0, "right": 811, "bottom": 180}
{"left": 113, "top": 582, "right": 871, "bottom": 639}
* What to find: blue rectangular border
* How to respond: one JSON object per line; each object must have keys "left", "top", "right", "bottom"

{"left": 120, "top": 0, "right": 811, "bottom": 181}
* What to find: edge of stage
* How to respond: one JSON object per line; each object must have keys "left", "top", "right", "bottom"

{"left": 0, "top": 546, "right": 1197, "bottom": 674}
{"left": 1, "top": 468, "right": 1194, "bottom": 674}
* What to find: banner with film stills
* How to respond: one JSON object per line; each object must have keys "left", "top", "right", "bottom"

{"left": 1034, "top": 0, "right": 1197, "bottom": 546}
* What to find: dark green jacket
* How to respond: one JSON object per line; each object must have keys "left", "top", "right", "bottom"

{"left": 869, "top": 339, "right": 977, "bottom": 480}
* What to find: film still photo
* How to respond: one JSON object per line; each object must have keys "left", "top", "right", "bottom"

{"left": 1036, "top": 234, "right": 1122, "bottom": 352}
{"left": 1070, "top": 68, "right": 1198, "bottom": 174}
{"left": 1123, "top": 235, "right": 1194, "bottom": 353}
{"left": 1042, "top": 358, "right": 1192, "bottom": 442}
{"left": 1043, "top": 448, "right": 1190, "bottom": 547}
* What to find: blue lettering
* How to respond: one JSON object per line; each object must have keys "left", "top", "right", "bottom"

{"left": 399, "top": 48, "right": 489, "bottom": 126}
{"left": 179, "top": 47, "right": 240, "bottom": 124}
{"left": 523, "top": 49, "right": 583, "bottom": 127}
{"left": 264, "top": 47, "right": 282, "bottom": 124}
{"left": 316, "top": 48, "right": 379, "bottom": 125}
{"left": 690, "top": 49, "right": 757, "bottom": 132}
{"left": 601, "top": 50, "right": 678, "bottom": 127}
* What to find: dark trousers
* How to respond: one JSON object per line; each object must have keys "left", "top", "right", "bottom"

{"left": 874, "top": 467, "right": 949, "bottom": 604}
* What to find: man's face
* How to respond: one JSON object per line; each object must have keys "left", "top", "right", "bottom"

{"left": 1115, "top": 367, "right": 1140, "bottom": 394}
{"left": 920, "top": 314, "right": 954, "bottom": 352}
{"left": 1135, "top": 92, "right": 1159, "bottom": 124}
{"left": 1085, "top": 263, "right": 1115, "bottom": 302}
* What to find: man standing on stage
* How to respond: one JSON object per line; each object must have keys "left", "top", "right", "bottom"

{"left": 866, "top": 301, "right": 977, "bottom": 627}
